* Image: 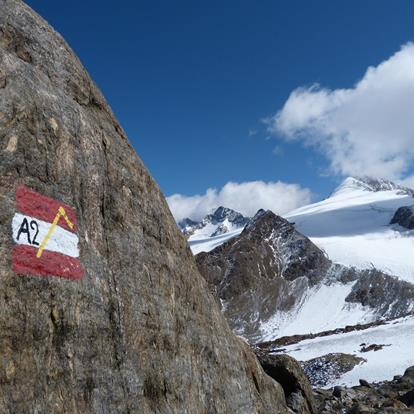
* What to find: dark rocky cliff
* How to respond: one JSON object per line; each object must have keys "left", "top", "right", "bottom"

{"left": 0, "top": 1, "right": 299, "bottom": 412}
{"left": 196, "top": 210, "right": 332, "bottom": 340}
{"left": 196, "top": 210, "right": 414, "bottom": 342}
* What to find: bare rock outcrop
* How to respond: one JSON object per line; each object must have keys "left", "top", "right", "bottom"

{"left": 196, "top": 210, "right": 332, "bottom": 340}
{"left": 257, "top": 353, "right": 317, "bottom": 414}
{"left": 0, "top": 1, "right": 297, "bottom": 412}
{"left": 390, "top": 205, "right": 414, "bottom": 229}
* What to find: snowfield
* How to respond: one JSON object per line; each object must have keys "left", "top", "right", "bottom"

{"left": 282, "top": 316, "right": 414, "bottom": 388}
{"left": 259, "top": 280, "right": 376, "bottom": 341}
{"left": 189, "top": 228, "right": 243, "bottom": 255}
{"left": 286, "top": 177, "right": 414, "bottom": 283}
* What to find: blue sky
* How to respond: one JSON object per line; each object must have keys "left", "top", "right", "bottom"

{"left": 27, "top": 1, "right": 414, "bottom": 220}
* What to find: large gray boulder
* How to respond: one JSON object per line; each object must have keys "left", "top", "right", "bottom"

{"left": 0, "top": 1, "right": 295, "bottom": 412}
{"left": 256, "top": 353, "right": 317, "bottom": 414}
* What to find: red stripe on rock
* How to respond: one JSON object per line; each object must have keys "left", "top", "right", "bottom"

{"left": 12, "top": 245, "right": 84, "bottom": 280}
{"left": 16, "top": 184, "right": 77, "bottom": 232}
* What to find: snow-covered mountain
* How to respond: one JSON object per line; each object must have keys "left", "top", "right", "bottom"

{"left": 190, "top": 177, "right": 414, "bottom": 279}
{"left": 179, "top": 206, "right": 250, "bottom": 252}
{"left": 192, "top": 177, "right": 414, "bottom": 387}
{"left": 286, "top": 176, "right": 414, "bottom": 282}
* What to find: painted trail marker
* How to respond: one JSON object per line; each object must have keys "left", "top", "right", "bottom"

{"left": 11, "top": 185, "right": 84, "bottom": 280}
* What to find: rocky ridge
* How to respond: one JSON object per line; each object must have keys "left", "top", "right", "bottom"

{"left": 332, "top": 176, "right": 414, "bottom": 196}
{"left": 196, "top": 209, "right": 414, "bottom": 342}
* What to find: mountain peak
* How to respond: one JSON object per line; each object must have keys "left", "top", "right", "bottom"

{"left": 332, "top": 176, "right": 414, "bottom": 197}
{"left": 207, "top": 206, "right": 248, "bottom": 225}
{"left": 179, "top": 207, "right": 250, "bottom": 238}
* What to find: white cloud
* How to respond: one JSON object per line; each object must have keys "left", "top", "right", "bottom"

{"left": 167, "top": 181, "right": 312, "bottom": 222}
{"left": 268, "top": 43, "right": 414, "bottom": 181}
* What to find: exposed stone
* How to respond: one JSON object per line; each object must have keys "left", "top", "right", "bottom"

{"left": 399, "top": 389, "right": 414, "bottom": 407}
{"left": 314, "top": 366, "right": 414, "bottom": 413}
{"left": 196, "top": 210, "right": 331, "bottom": 341}
{"left": 390, "top": 205, "right": 414, "bottom": 229}
{"left": 301, "top": 353, "right": 366, "bottom": 388}
{"left": 332, "top": 385, "right": 344, "bottom": 398}
{"left": 4, "top": 134, "right": 17, "bottom": 152}
{"left": 359, "top": 379, "right": 371, "bottom": 388}
{"left": 404, "top": 366, "right": 414, "bottom": 380}
{"left": 257, "top": 353, "right": 316, "bottom": 414}
{"left": 196, "top": 208, "right": 414, "bottom": 342}
{"left": 0, "top": 1, "right": 296, "bottom": 413}
{"left": 0, "top": 69, "right": 5, "bottom": 88}
{"left": 346, "top": 270, "right": 414, "bottom": 318}
{"left": 360, "top": 343, "right": 389, "bottom": 353}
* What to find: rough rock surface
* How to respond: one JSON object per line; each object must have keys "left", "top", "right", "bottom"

{"left": 0, "top": 1, "right": 298, "bottom": 413}
{"left": 390, "top": 205, "right": 414, "bottom": 229}
{"left": 345, "top": 270, "right": 414, "bottom": 318}
{"left": 256, "top": 353, "right": 317, "bottom": 414}
{"left": 196, "top": 210, "right": 331, "bottom": 340}
{"left": 314, "top": 366, "right": 414, "bottom": 413}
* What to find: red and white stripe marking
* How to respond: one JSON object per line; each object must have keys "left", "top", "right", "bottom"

{"left": 11, "top": 185, "right": 84, "bottom": 280}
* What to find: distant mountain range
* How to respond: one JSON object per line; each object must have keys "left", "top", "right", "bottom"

{"left": 178, "top": 176, "right": 414, "bottom": 387}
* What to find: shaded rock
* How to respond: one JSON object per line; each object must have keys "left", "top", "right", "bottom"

{"left": 399, "top": 389, "right": 414, "bottom": 407}
{"left": 332, "top": 385, "right": 345, "bottom": 398}
{"left": 257, "top": 353, "right": 316, "bottom": 414}
{"left": 345, "top": 270, "right": 414, "bottom": 318}
{"left": 360, "top": 343, "right": 389, "bottom": 353}
{"left": 403, "top": 366, "right": 414, "bottom": 380}
{"left": 390, "top": 205, "right": 414, "bottom": 229}
{"left": 301, "top": 353, "right": 366, "bottom": 388}
{"left": 359, "top": 379, "right": 371, "bottom": 388}
{"left": 0, "top": 1, "right": 294, "bottom": 413}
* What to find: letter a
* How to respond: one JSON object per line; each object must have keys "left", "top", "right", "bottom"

{"left": 17, "top": 217, "right": 32, "bottom": 244}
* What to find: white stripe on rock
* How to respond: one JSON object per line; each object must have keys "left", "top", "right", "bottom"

{"left": 12, "top": 213, "right": 80, "bottom": 258}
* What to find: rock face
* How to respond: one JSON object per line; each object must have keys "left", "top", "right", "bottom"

{"left": 390, "top": 205, "right": 414, "bottom": 229}
{"left": 345, "top": 270, "right": 414, "bottom": 318}
{"left": 196, "top": 210, "right": 332, "bottom": 340}
{"left": 0, "top": 1, "right": 297, "bottom": 413}
{"left": 257, "top": 353, "right": 317, "bottom": 414}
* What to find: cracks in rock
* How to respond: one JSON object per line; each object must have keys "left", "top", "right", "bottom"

{"left": 100, "top": 134, "right": 132, "bottom": 413}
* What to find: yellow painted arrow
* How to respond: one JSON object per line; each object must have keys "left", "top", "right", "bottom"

{"left": 36, "top": 206, "right": 74, "bottom": 258}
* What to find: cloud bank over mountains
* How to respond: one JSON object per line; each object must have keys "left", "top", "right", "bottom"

{"left": 169, "top": 44, "right": 414, "bottom": 222}
{"left": 167, "top": 180, "right": 312, "bottom": 222}
{"left": 268, "top": 43, "right": 414, "bottom": 184}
